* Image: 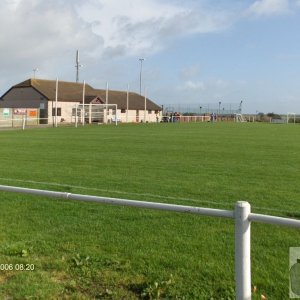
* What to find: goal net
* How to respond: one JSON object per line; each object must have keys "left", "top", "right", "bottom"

{"left": 73, "top": 104, "right": 118, "bottom": 126}
{"left": 287, "top": 112, "right": 296, "bottom": 124}
{"left": 235, "top": 114, "right": 247, "bottom": 122}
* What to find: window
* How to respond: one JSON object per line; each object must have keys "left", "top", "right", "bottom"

{"left": 121, "top": 109, "right": 126, "bottom": 113}
{"left": 148, "top": 110, "right": 152, "bottom": 114}
{"left": 52, "top": 108, "right": 61, "bottom": 116}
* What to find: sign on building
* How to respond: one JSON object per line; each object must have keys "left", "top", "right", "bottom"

{"left": 28, "top": 110, "right": 37, "bottom": 117}
{"left": 14, "top": 108, "right": 27, "bottom": 115}
{"left": 3, "top": 108, "right": 10, "bottom": 117}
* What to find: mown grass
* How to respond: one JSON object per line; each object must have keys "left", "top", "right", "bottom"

{"left": 0, "top": 122, "right": 299, "bottom": 299}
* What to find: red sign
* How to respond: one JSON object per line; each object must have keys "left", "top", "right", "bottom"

{"left": 14, "top": 108, "right": 26, "bottom": 115}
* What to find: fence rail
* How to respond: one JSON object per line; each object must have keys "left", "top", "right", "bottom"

{"left": 0, "top": 184, "right": 299, "bottom": 300}
{"left": 0, "top": 117, "right": 48, "bottom": 129}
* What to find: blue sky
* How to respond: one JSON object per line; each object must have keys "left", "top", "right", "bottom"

{"left": 0, "top": 0, "right": 300, "bottom": 113}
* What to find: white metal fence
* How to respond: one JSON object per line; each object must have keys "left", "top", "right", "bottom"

{"left": 0, "top": 117, "right": 41, "bottom": 129}
{"left": 0, "top": 117, "right": 59, "bottom": 129}
{"left": 0, "top": 184, "right": 299, "bottom": 300}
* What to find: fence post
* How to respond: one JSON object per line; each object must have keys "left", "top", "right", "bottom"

{"left": 235, "top": 201, "right": 251, "bottom": 300}
{"left": 22, "top": 115, "right": 26, "bottom": 130}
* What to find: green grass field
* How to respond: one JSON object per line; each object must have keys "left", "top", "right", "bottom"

{"left": 0, "top": 122, "right": 299, "bottom": 299}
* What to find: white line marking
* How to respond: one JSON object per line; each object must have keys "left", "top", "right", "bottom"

{"left": 0, "top": 177, "right": 295, "bottom": 215}
{"left": 0, "top": 177, "right": 229, "bottom": 207}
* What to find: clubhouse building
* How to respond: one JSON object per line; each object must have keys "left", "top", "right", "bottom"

{"left": 0, "top": 78, "right": 162, "bottom": 124}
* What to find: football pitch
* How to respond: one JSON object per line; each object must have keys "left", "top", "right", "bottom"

{"left": 0, "top": 122, "right": 299, "bottom": 299}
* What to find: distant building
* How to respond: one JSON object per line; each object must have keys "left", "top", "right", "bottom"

{"left": 0, "top": 79, "right": 162, "bottom": 124}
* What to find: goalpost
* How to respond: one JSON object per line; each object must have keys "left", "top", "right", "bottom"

{"left": 73, "top": 104, "right": 118, "bottom": 126}
{"left": 287, "top": 112, "right": 296, "bottom": 124}
{"left": 234, "top": 114, "right": 247, "bottom": 122}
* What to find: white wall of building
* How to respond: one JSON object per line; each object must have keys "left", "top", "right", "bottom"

{"left": 118, "top": 109, "right": 161, "bottom": 123}
{"left": 47, "top": 101, "right": 78, "bottom": 124}
{"left": 47, "top": 102, "right": 162, "bottom": 124}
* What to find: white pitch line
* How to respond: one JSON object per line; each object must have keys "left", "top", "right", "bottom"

{"left": 0, "top": 177, "right": 296, "bottom": 215}
{"left": 0, "top": 177, "right": 229, "bottom": 207}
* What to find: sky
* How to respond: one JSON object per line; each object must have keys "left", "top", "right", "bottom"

{"left": 0, "top": 0, "right": 300, "bottom": 114}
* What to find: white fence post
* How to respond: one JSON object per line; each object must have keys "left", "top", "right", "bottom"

{"left": 235, "top": 201, "right": 251, "bottom": 300}
{"left": 22, "top": 115, "right": 26, "bottom": 130}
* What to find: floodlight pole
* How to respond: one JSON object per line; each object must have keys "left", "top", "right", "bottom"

{"left": 75, "top": 105, "right": 78, "bottom": 128}
{"left": 106, "top": 82, "right": 109, "bottom": 124}
{"left": 82, "top": 80, "right": 86, "bottom": 126}
{"left": 55, "top": 78, "right": 58, "bottom": 128}
{"left": 126, "top": 84, "right": 129, "bottom": 123}
{"left": 76, "top": 50, "right": 82, "bottom": 83}
{"left": 144, "top": 87, "right": 147, "bottom": 123}
{"left": 33, "top": 68, "right": 39, "bottom": 79}
{"left": 139, "top": 58, "right": 144, "bottom": 95}
{"left": 240, "top": 101, "right": 243, "bottom": 114}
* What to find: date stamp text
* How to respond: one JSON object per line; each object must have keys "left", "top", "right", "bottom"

{"left": 0, "top": 264, "right": 35, "bottom": 271}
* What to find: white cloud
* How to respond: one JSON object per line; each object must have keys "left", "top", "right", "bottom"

{"left": 182, "top": 80, "right": 206, "bottom": 91}
{"left": 0, "top": 0, "right": 298, "bottom": 114}
{"left": 247, "top": 0, "right": 290, "bottom": 16}
{"left": 0, "top": 0, "right": 236, "bottom": 81}
{"left": 179, "top": 78, "right": 228, "bottom": 93}
{"left": 167, "top": 77, "right": 243, "bottom": 110}
{"left": 0, "top": 0, "right": 294, "bottom": 73}
{"left": 180, "top": 65, "right": 201, "bottom": 79}
{"left": 0, "top": 0, "right": 101, "bottom": 75}
{"left": 75, "top": 0, "right": 233, "bottom": 58}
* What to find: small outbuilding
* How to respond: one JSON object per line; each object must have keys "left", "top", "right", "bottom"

{"left": 0, "top": 78, "right": 162, "bottom": 124}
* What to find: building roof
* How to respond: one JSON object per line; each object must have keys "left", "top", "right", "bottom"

{"left": 5, "top": 78, "right": 161, "bottom": 110}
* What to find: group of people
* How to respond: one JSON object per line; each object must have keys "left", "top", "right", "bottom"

{"left": 162, "top": 112, "right": 181, "bottom": 123}
{"left": 210, "top": 113, "right": 217, "bottom": 122}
